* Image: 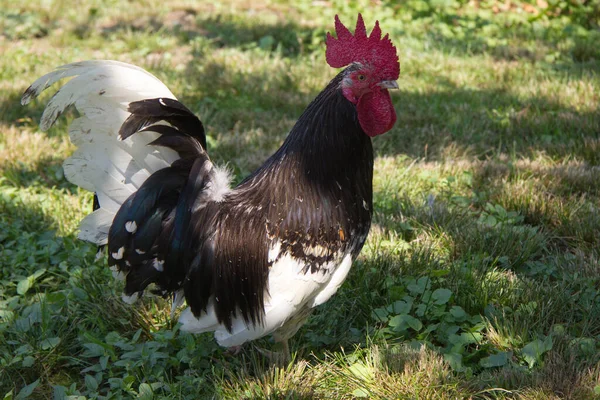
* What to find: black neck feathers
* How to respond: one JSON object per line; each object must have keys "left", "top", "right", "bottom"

{"left": 246, "top": 68, "right": 372, "bottom": 188}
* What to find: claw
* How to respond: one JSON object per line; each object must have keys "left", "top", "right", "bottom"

{"left": 226, "top": 345, "right": 244, "bottom": 356}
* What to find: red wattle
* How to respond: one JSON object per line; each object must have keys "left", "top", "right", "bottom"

{"left": 357, "top": 89, "right": 396, "bottom": 137}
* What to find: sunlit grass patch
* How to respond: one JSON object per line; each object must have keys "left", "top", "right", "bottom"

{"left": 216, "top": 358, "right": 322, "bottom": 399}
{"left": 315, "top": 345, "right": 465, "bottom": 399}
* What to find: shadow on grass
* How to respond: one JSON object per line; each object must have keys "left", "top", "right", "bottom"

{"left": 0, "top": 191, "right": 172, "bottom": 396}
{"left": 0, "top": 191, "right": 58, "bottom": 246}
{"left": 382, "top": 81, "right": 600, "bottom": 163}
{"left": 422, "top": 26, "right": 600, "bottom": 70}
{"left": 194, "top": 14, "right": 324, "bottom": 57}
{"left": 468, "top": 336, "right": 600, "bottom": 399}
{"left": 389, "top": 3, "right": 600, "bottom": 72}
{"left": 469, "top": 158, "right": 600, "bottom": 248}
{"left": 0, "top": 90, "right": 47, "bottom": 126}
{"left": 1, "top": 156, "right": 71, "bottom": 190}
{"left": 72, "top": 10, "right": 324, "bottom": 58}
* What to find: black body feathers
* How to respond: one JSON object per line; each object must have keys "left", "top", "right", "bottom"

{"left": 119, "top": 97, "right": 206, "bottom": 149}
{"left": 109, "top": 67, "right": 374, "bottom": 332}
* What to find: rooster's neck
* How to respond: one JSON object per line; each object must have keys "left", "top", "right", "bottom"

{"left": 251, "top": 68, "right": 373, "bottom": 188}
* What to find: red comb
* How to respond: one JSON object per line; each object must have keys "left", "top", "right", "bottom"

{"left": 326, "top": 14, "right": 399, "bottom": 79}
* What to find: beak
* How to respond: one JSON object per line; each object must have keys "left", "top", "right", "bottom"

{"left": 378, "top": 80, "right": 399, "bottom": 90}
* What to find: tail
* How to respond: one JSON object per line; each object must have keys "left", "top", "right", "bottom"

{"left": 23, "top": 60, "right": 228, "bottom": 302}
{"left": 22, "top": 61, "right": 182, "bottom": 244}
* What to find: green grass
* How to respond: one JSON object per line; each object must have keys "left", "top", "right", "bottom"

{"left": 1, "top": 0, "right": 600, "bottom": 398}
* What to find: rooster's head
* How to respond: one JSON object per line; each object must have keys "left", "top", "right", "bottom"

{"left": 326, "top": 14, "right": 399, "bottom": 137}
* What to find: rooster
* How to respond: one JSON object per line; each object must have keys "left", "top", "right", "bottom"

{"left": 22, "top": 14, "right": 399, "bottom": 359}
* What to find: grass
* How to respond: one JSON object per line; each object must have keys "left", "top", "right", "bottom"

{"left": 1, "top": 0, "right": 600, "bottom": 398}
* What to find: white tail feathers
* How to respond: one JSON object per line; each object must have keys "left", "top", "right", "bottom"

{"left": 23, "top": 60, "right": 181, "bottom": 245}
{"left": 78, "top": 208, "right": 114, "bottom": 245}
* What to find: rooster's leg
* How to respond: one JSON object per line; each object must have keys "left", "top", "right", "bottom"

{"left": 281, "top": 339, "right": 290, "bottom": 363}
{"left": 253, "top": 342, "right": 290, "bottom": 365}
{"left": 226, "top": 345, "right": 244, "bottom": 355}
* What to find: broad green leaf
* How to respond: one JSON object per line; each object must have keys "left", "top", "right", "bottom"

{"left": 407, "top": 277, "right": 431, "bottom": 295}
{"left": 570, "top": 337, "right": 595, "bottom": 355}
{"left": 138, "top": 383, "right": 153, "bottom": 400}
{"left": 449, "top": 306, "right": 467, "bottom": 320}
{"left": 352, "top": 388, "right": 370, "bottom": 398}
{"left": 403, "top": 315, "right": 423, "bottom": 331}
{"left": 21, "top": 356, "right": 34, "bottom": 368}
{"left": 138, "top": 383, "right": 154, "bottom": 400}
{"left": 479, "top": 352, "right": 510, "bottom": 368}
{"left": 15, "top": 345, "right": 33, "bottom": 355}
{"left": 85, "top": 375, "right": 98, "bottom": 392}
{"left": 40, "top": 337, "right": 61, "bottom": 350}
{"left": 521, "top": 336, "right": 553, "bottom": 368}
{"left": 258, "top": 35, "right": 275, "bottom": 50}
{"left": 16, "top": 279, "right": 31, "bottom": 296}
{"left": 444, "top": 352, "right": 464, "bottom": 372}
{"left": 423, "top": 322, "right": 440, "bottom": 334}
{"left": 442, "top": 325, "right": 461, "bottom": 337}
{"left": 15, "top": 379, "right": 39, "bottom": 400}
{"left": 46, "top": 291, "right": 67, "bottom": 305}
{"left": 430, "top": 269, "right": 450, "bottom": 277}
{"left": 389, "top": 314, "right": 422, "bottom": 332}
{"left": 449, "top": 332, "right": 482, "bottom": 347}
{"left": 16, "top": 270, "right": 46, "bottom": 296}
{"left": 105, "top": 331, "right": 123, "bottom": 344}
{"left": 132, "top": 329, "right": 143, "bottom": 343}
{"left": 82, "top": 343, "right": 107, "bottom": 358}
{"left": 372, "top": 307, "right": 389, "bottom": 322}
{"left": 388, "top": 315, "right": 403, "bottom": 329}
{"left": 71, "top": 287, "right": 88, "bottom": 300}
{"left": 100, "top": 355, "right": 109, "bottom": 370}
{"left": 432, "top": 288, "right": 452, "bottom": 305}
{"left": 415, "top": 304, "right": 427, "bottom": 317}
{"left": 123, "top": 375, "right": 135, "bottom": 388}
{"left": 52, "top": 386, "right": 67, "bottom": 400}
{"left": 389, "top": 300, "right": 411, "bottom": 315}
{"left": 31, "top": 269, "right": 46, "bottom": 280}
{"left": 481, "top": 214, "right": 497, "bottom": 226}
{"left": 348, "top": 362, "right": 373, "bottom": 382}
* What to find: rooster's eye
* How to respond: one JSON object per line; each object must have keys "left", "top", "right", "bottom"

{"left": 357, "top": 74, "right": 365, "bottom": 81}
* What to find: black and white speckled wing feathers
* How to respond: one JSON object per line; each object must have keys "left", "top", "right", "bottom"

{"left": 106, "top": 98, "right": 214, "bottom": 301}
